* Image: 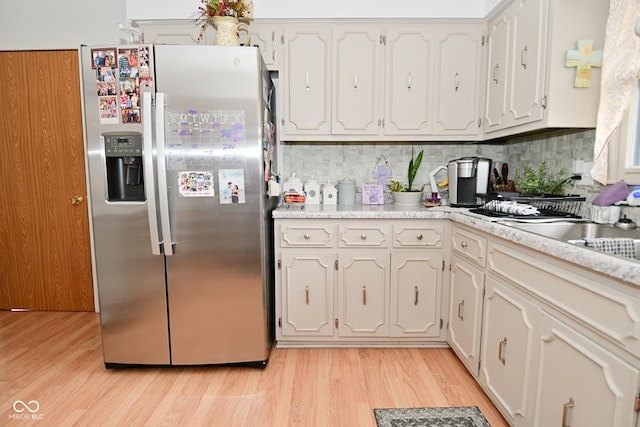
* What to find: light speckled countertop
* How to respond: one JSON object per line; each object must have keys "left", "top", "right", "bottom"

{"left": 273, "top": 204, "right": 640, "bottom": 286}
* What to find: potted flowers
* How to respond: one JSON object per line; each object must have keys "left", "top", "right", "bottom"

{"left": 195, "top": 0, "right": 255, "bottom": 45}
{"left": 388, "top": 148, "right": 425, "bottom": 206}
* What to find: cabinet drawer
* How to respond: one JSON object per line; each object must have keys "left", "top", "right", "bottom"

{"left": 452, "top": 227, "right": 487, "bottom": 266}
{"left": 393, "top": 223, "right": 444, "bottom": 248}
{"left": 339, "top": 223, "right": 389, "bottom": 248}
{"left": 280, "top": 224, "right": 334, "bottom": 247}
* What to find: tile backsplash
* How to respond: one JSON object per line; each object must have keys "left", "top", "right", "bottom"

{"left": 279, "top": 128, "right": 640, "bottom": 224}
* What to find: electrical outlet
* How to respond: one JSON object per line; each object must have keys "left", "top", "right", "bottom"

{"left": 580, "top": 162, "right": 594, "bottom": 186}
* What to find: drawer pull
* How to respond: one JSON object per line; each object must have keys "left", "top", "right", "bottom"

{"left": 562, "top": 398, "right": 575, "bottom": 427}
{"left": 498, "top": 337, "right": 507, "bottom": 364}
{"left": 305, "top": 286, "right": 310, "bottom": 305}
{"left": 458, "top": 300, "right": 465, "bottom": 321}
{"left": 416, "top": 233, "right": 423, "bottom": 240}
{"left": 306, "top": 72, "right": 310, "bottom": 91}
{"left": 414, "top": 286, "right": 419, "bottom": 305}
{"left": 461, "top": 241, "right": 469, "bottom": 248}
{"left": 303, "top": 233, "right": 311, "bottom": 240}
{"left": 360, "top": 234, "right": 367, "bottom": 240}
{"left": 362, "top": 286, "right": 367, "bottom": 305}
{"left": 454, "top": 72, "right": 460, "bottom": 91}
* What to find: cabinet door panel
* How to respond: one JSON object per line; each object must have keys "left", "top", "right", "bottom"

{"left": 390, "top": 253, "right": 443, "bottom": 337}
{"left": 333, "top": 26, "right": 381, "bottom": 134}
{"left": 338, "top": 253, "right": 389, "bottom": 336}
{"left": 484, "top": 13, "right": 510, "bottom": 131}
{"left": 533, "top": 312, "right": 640, "bottom": 427}
{"left": 508, "top": 0, "right": 545, "bottom": 124}
{"left": 384, "top": 27, "right": 432, "bottom": 135}
{"left": 283, "top": 26, "right": 332, "bottom": 135}
{"left": 434, "top": 27, "right": 482, "bottom": 135}
{"left": 281, "top": 253, "right": 334, "bottom": 336}
{"left": 448, "top": 256, "right": 484, "bottom": 376}
{"left": 481, "top": 277, "right": 536, "bottom": 426}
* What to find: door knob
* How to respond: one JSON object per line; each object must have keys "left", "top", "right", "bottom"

{"left": 70, "top": 195, "right": 84, "bottom": 205}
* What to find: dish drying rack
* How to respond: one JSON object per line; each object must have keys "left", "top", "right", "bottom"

{"left": 475, "top": 194, "right": 586, "bottom": 218}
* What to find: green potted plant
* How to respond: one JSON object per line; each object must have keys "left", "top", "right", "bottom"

{"left": 388, "top": 148, "right": 424, "bottom": 206}
{"left": 515, "top": 162, "right": 571, "bottom": 195}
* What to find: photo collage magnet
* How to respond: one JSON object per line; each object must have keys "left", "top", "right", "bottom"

{"left": 91, "top": 46, "right": 153, "bottom": 125}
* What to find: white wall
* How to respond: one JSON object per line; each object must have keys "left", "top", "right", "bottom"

{"left": 0, "top": 0, "right": 502, "bottom": 50}
{"left": 127, "top": 0, "right": 502, "bottom": 20}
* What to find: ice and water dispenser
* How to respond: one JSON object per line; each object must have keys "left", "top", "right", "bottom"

{"left": 103, "top": 133, "right": 145, "bottom": 202}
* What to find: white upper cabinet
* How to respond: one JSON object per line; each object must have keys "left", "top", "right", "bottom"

{"left": 384, "top": 26, "right": 434, "bottom": 136}
{"left": 281, "top": 25, "right": 332, "bottom": 137}
{"left": 484, "top": 0, "right": 609, "bottom": 138}
{"left": 332, "top": 25, "right": 383, "bottom": 135}
{"left": 249, "top": 22, "right": 282, "bottom": 71}
{"left": 433, "top": 24, "right": 484, "bottom": 137}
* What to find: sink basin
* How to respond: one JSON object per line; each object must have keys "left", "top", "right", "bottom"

{"left": 500, "top": 221, "right": 640, "bottom": 260}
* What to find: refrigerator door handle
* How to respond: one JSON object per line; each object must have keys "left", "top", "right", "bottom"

{"left": 142, "top": 92, "right": 162, "bottom": 256}
{"left": 155, "top": 92, "right": 174, "bottom": 256}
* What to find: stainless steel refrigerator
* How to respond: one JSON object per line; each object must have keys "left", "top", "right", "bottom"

{"left": 80, "top": 44, "right": 278, "bottom": 367}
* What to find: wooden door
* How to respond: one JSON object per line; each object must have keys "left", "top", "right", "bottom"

{"left": 0, "top": 50, "right": 94, "bottom": 311}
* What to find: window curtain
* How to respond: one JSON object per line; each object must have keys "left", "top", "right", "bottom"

{"left": 591, "top": 0, "right": 640, "bottom": 185}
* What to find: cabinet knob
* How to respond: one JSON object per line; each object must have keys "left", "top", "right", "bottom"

{"left": 461, "top": 241, "right": 469, "bottom": 248}
{"left": 303, "top": 233, "right": 311, "bottom": 240}
{"left": 360, "top": 234, "right": 367, "bottom": 240}
{"left": 416, "top": 233, "right": 423, "bottom": 240}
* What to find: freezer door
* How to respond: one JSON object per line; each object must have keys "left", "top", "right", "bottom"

{"left": 153, "top": 45, "right": 272, "bottom": 365}
{"left": 80, "top": 45, "right": 170, "bottom": 365}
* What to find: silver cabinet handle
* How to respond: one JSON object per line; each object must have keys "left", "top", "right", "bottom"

{"left": 416, "top": 233, "right": 423, "bottom": 240}
{"left": 521, "top": 45, "right": 528, "bottom": 69}
{"left": 353, "top": 73, "right": 358, "bottom": 90}
{"left": 455, "top": 72, "right": 460, "bottom": 91}
{"left": 414, "top": 286, "right": 419, "bottom": 305}
{"left": 562, "top": 398, "right": 575, "bottom": 427}
{"left": 407, "top": 72, "right": 412, "bottom": 91}
{"left": 305, "top": 72, "right": 310, "bottom": 91}
{"left": 461, "top": 241, "right": 469, "bottom": 248}
{"left": 305, "top": 285, "right": 310, "bottom": 305}
{"left": 304, "top": 233, "right": 311, "bottom": 240}
{"left": 493, "top": 63, "right": 500, "bottom": 84}
{"left": 362, "top": 286, "right": 367, "bottom": 305}
{"left": 360, "top": 234, "right": 367, "bottom": 240}
{"left": 498, "top": 337, "right": 507, "bottom": 364}
{"left": 458, "top": 300, "right": 465, "bottom": 321}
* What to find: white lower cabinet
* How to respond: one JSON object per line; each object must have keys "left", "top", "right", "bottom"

{"left": 280, "top": 252, "right": 334, "bottom": 337}
{"left": 533, "top": 311, "right": 640, "bottom": 427}
{"left": 390, "top": 252, "right": 443, "bottom": 338}
{"left": 275, "top": 218, "right": 447, "bottom": 345}
{"left": 480, "top": 276, "right": 537, "bottom": 427}
{"left": 448, "top": 255, "right": 484, "bottom": 376}
{"left": 338, "top": 252, "right": 389, "bottom": 337}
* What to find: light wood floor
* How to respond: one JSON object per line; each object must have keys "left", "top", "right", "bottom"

{"left": 0, "top": 311, "right": 508, "bottom": 426}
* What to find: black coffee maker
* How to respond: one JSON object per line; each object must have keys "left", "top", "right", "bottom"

{"left": 447, "top": 157, "right": 492, "bottom": 207}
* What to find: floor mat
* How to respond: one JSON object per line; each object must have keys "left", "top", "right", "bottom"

{"left": 374, "top": 406, "right": 491, "bottom": 427}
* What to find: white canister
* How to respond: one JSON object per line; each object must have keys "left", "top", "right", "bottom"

{"left": 283, "top": 173, "right": 303, "bottom": 194}
{"left": 338, "top": 178, "right": 356, "bottom": 205}
{"left": 304, "top": 178, "right": 320, "bottom": 205}
{"left": 322, "top": 182, "right": 337, "bottom": 205}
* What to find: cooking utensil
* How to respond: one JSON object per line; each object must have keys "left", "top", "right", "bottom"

{"left": 493, "top": 168, "right": 502, "bottom": 185}
{"left": 501, "top": 163, "right": 509, "bottom": 183}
